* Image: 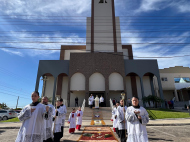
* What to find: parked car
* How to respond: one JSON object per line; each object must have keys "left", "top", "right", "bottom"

{"left": 15, "top": 110, "right": 21, "bottom": 116}
{"left": 0, "top": 110, "right": 17, "bottom": 120}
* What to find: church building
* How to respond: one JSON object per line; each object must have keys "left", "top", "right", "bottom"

{"left": 35, "top": 0, "right": 164, "bottom": 107}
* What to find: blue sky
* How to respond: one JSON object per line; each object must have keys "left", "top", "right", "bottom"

{"left": 0, "top": 0, "right": 190, "bottom": 108}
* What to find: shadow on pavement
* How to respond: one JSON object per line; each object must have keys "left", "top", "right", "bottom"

{"left": 149, "top": 138, "right": 173, "bottom": 141}
{"left": 62, "top": 140, "right": 76, "bottom": 142}
{"left": 0, "top": 130, "right": 5, "bottom": 135}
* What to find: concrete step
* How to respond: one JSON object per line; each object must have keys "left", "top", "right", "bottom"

{"left": 65, "top": 107, "right": 112, "bottom": 120}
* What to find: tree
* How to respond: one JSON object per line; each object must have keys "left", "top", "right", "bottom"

{"left": 38, "top": 97, "right": 52, "bottom": 103}
{"left": 0, "top": 103, "right": 9, "bottom": 109}
{"left": 142, "top": 95, "right": 164, "bottom": 108}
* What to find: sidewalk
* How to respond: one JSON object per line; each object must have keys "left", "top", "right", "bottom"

{"left": 1, "top": 118, "right": 190, "bottom": 129}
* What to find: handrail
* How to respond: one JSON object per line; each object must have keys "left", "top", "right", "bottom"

{"left": 81, "top": 99, "right": 86, "bottom": 112}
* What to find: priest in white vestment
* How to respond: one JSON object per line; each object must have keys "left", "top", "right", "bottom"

{"left": 15, "top": 91, "right": 50, "bottom": 142}
{"left": 88, "top": 96, "right": 93, "bottom": 108}
{"left": 117, "top": 99, "right": 127, "bottom": 142}
{"left": 59, "top": 98, "right": 67, "bottom": 138}
{"left": 68, "top": 108, "right": 77, "bottom": 134}
{"left": 126, "top": 96, "right": 149, "bottom": 142}
{"left": 76, "top": 107, "right": 83, "bottom": 131}
{"left": 100, "top": 96, "right": 104, "bottom": 107}
{"left": 42, "top": 96, "right": 54, "bottom": 142}
{"left": 52, "top": 100, "right": 65, "bottom": 142}
{"left": 95, "top": 95, "right": 100, "bottom": 109}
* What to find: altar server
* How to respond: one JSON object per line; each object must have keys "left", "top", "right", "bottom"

{"left": 68, "top": 108, "right": 77, "bottom": 134}
{"left": 59, "top": 98, "right": 67, "bottom": 138}
{"left": 42, "top": 96, "right": 54, "bottom": 142}
{"left": 15, "top": 91, "right": 50, "bottom": 142}
{"left": 112, "top": 105, "right": 117, "bottom": 132}
{"left": 113, "top": 102, "right": 120, "bottom": 136}
{"left": 117, "top": 99, "right": 127, "bottom": 142}
{"left": 76, "top": 106, "right": 83, "bottom": 131}
{"left": 126, "top": 96, "right": 149, "bottom": 142}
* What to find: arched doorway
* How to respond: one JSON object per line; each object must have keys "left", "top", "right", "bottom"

{"left": 70, "top": 73, "right": 85, "bottom": 107}
{"left": 89, "top": 73, "right": 105, "bottom": 101}
{"left": 109, "top": 72, "right": 124, "bottom": 102}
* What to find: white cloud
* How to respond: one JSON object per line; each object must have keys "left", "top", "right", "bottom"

{"left": 121, "top": 26, "right": 190, "bottom": 69}
{"left": 0, "top": 48, "right": 23, "bottom": 56}
{"left": 0, "top": 0, "right": 91, "bottom": 17}
{"left": 177, "top": 4, "right": 190, "bottom": 13}
{"left": 136, "top": 0, "right": 190, "bottom": 13}
{"left": 1, "top": 31, "right": 86, "bottom": 57}
{"left": 136, "top": 0, "right": 166, "bottom": 12}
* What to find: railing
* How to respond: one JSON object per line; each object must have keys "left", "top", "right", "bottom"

{"left": 81, "top": 99, "right": 86, "bottom": 112}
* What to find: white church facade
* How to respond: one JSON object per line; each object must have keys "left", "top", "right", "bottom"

{"left": 35, "top": 0, "right": 190, "bottom": 107}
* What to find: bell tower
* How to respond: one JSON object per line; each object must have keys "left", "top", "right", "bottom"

{"left": 86, "top": 0, "right": 122, "bottom": 52}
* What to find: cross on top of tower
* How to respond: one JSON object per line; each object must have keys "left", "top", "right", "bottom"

{"left": 99, "top": 0, "right": 107, "bottom": 3}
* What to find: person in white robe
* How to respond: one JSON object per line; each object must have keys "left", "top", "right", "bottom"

{"left": 15, "top": 91, "right": 50, "bottom": 142}
{"left": 111, "top": 105, "right": 115, "bottom": 122}
{"left": 88, "top": 96, "right": 93, "bottom": 108}
{"left": 117, "top": 99, "right": 127, "bottom": 142}
{"left": 59, "top": 98, "right": 67, "bottom": 138}
{"left": 68, "top": 108, "right": 77, "bottom": 134}
{"left": 95, "top": 95, "right": 100, "bottom": 109}
{"left": 42, "top": 96, "right": 54, "bottom": 142}
{"left": 100, "top": 96, "right": 104, "bottom": 107}
{"left": 91, "top": 94, "right": 95, "bottom": 106}
{"left": 76, "top": 106, "right": 83, "bottom": 131}
{"left": 52, "top": 100, "right": 65, "bottom": 142}
{"left": 126, "top": 96, "right": 149, "bottom": 142}
{"left": 114, "top": 102, "right": 120, "bottom": 136}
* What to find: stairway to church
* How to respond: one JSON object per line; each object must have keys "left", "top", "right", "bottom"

{"left": 65, "top": 107, "right": 112, "bottom": 120}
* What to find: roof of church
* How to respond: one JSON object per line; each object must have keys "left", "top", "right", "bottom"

{"left": 159, "top": 66, "right": 190, "bottom": 73}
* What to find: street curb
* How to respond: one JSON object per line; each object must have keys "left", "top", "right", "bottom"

{"left": 1, "top": 123, "right": 190, "bottom": 129}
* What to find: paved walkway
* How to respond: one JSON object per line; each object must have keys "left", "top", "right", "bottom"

{"left": 1, "top": 118, "right": 190, "bottom": 129}
{"left": 0, "top": 107, "right": 190, "bottom": 142}
{"left": 0, "top": 107, "right": 190, "bottom": 129}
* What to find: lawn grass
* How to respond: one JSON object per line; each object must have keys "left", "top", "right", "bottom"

{"left": 147, "top": 108, "right": 190, "bottom": 119}
{"left": 0, "top": 117, "right": 20, "bottom": 122}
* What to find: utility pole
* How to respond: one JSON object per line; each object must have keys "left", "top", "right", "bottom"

{"left": 16, "top": 96, "right": 19, "bottom": 109}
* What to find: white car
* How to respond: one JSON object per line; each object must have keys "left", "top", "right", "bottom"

{"left": 0, "top": 110, "right": 17, "bottom": 120}
{"left": 15, "top": 110, "right": 21, "bottom": 116}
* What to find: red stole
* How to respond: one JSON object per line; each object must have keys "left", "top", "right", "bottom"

{"left": 77, "top": 110, "right": 81, "bottom": 116}
{"left": 72, "top": 112, "right": 75, "bottom": 118}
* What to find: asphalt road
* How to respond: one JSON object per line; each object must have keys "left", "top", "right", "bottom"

{"left": 0, "top": 125, "right": 190, "bottom": 142}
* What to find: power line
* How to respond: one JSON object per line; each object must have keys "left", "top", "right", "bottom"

{"left": 0, "top": 30, "right": 189, "bottom": 33}
{"left": 0, "top": 81, "right": 32, "bottom": 94}
{"left": 1, "top": 15, "right": 190, "bottom": 18}
{"left": 0, "top": 46, "right": 190, "bottom": 59}
{"left": 1, "top": 21, "right": 190, "bottom": 23}
{"left": 0, "top": 67, "right": 34, "bottom": 83}
{"left": 0, "top": 41, "right": 190, "bottom": 44}
{"left": 0, "top": 36, "right": 190, "bottom": 39}
{"left": 2, "top": 23, "right": 190, "bottom": 26}
{"left": 1, "top": 15, "right": 190, "bottom": 17}
{"left": 0, "top": 87, "right": 32, "bottom": 97}
{"left": 0, "top": 91, "right": 30, "bottom": 100}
